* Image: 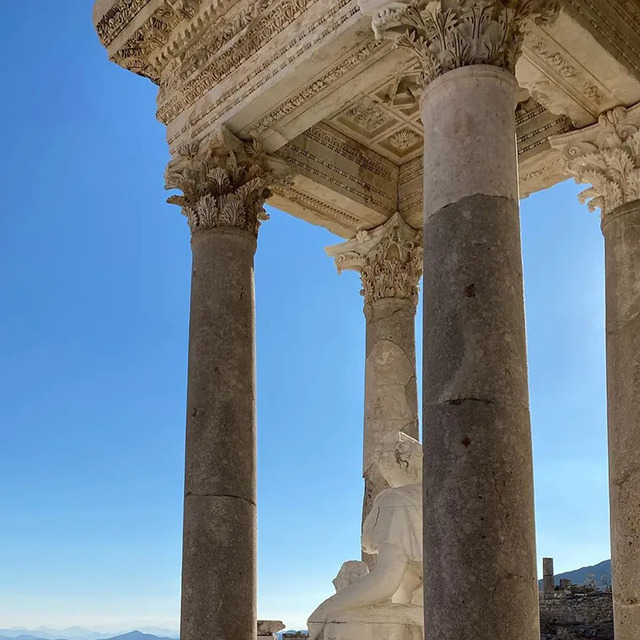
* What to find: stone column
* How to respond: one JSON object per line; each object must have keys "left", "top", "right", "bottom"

{"left": 543, "top": 557, "right": 555, "bottom": 594}
{"left": 165, "top": 130, "right": 284, "bottom": 640}
{"left": 359, "top": 2, "right": 560, "bottom": 639}
{"left": 551, "top": 104, "right": 640, "bottom": 640}
{"left": 327, "top": 213, "right": 422, "bottom": 558}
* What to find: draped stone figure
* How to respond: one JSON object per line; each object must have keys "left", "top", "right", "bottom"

{"left": 308, "top": 432, "right": 423, "bottom": 640}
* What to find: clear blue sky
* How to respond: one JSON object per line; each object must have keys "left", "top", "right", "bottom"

{"left": 0, "top": 2, "right": 609, "bottom": 633}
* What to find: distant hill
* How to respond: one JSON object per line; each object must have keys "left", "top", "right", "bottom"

{"left": 105, "top": 633, "right": 175, "bottom": 640}
{"left": 0, "top": 631, "right": 177, "bottom": 640}
{"left": 0, "top": 635, "right": 66, "bottom": 640}
{"left": 0, "top": 629, "right": 112, "bottom": 640}
{"left": 538, "top": 559, "right": 612, "bottom": 587}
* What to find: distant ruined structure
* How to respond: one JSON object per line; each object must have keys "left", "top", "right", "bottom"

{"left": 540, "top": 558, "right": 614, "bottom": 640}
{"left": 92, "top": 1, "right": 640, "bottom": 639}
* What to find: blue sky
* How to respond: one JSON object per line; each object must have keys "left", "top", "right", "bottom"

{"left": 0, "top": 2, "right": 609, "bottom": 633}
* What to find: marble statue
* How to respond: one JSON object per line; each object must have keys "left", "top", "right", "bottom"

{"left": 308, "top": 432, "right": 423, "bottom": 640}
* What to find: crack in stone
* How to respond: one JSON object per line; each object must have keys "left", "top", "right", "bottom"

{"left": 606, "top": 312, "right": 640, "bottom": 336}
{"left": 185, "top": 491, "right": 256, "bottom": 507}
{"left": 444, "top": 397, "right": 496, "bottom": 406}
{"left": 612, "top": 465, "right": 640, "bottom": 488}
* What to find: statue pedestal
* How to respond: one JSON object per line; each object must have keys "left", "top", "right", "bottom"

{"left": 323, "top": 604, "right": 423, "bottom": 640}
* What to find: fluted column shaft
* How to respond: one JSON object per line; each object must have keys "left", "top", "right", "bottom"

{"left": 182, "top": 226, "right": 257, "bottom": 640}
{"left": 603, "top": 201, "right": 640, "bottom": 637}
{"left": 421, "top": 65, "right": 538, "bottom": 640}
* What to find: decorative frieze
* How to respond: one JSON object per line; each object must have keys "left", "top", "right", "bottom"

{"left": 272, "top": 184, "right": 366, "bottom": 232}
{"left": 250, "top": 41, "right": 386, "bottom": 136}
{"left": 565, "top": 0, "right": 640, "bottom": 81}
{"left": 276, "top": 124, "right": 398, "bottom": 216}
{"left": 550, "top": 104, "right": 640, "bottom": 217}
{"left": 358, "top": 0, "right": 560, "bottom": 87}
{"left": 96, "top": 0, "right": 151, "bottom": 46}
{"left": 303, "top": 125, "right": 397, "bottom": 183}
{"left": 158, "top": 0, "right": 350, "bottom": 125}
{"left": 327, "top": 213, "right": 423, "bottom": 305}
{"left": 166, "top": 0, "right": 362, "bottom": 146}
{"left": 165, "top": 128, "right": 290, "bottom": 234}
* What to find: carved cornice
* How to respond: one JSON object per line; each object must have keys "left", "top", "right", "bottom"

{"left": 550, "top": 104, "right": 640, "bottom": 217}
{"left": 97, "top": 0, "right": 220, "bottom": 82}
{"left": 358, "top": 0, "right": 560, "bottom": 87}
{"left": 166, "top": 0, "right": 360, "bottom": 146}
{"left": 520, "top": 25, "right": 618, "bottom": 127}
{"left": 327, "top": 213, "right": 423, "bottom": 305}
{"left": 97, "top": 0, "right": 364, "bottom": 138}
{"left": 249, "top": 40, "right": 386, "bottom": 136}
{"left": 158, "top": 0, "right": 349, "bottom": 125}
{"left": 272, "top": 185, "right": 365, "bottom": 232}
{"left": 96, "top": 0, "right": 151, "bottom": 47}
{"left": 564, "top": 0, "right": 640, "bottom": 81}
{"left": 165, "top": 128, "right": 291, "bottom": 234}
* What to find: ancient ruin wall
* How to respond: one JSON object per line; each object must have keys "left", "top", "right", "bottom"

{"left": 539, "top": 592, "right": 614, "bottom": 640}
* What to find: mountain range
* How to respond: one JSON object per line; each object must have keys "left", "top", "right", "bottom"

{"left": 538, "top": 559, "right": 612, "bottom": 588}
{"left": 0, "top": 631, "right": 177, "bottom": 640}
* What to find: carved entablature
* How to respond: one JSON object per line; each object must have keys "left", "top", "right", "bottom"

{"left": 95, "top": 0, "right": 215, "bottom": 82}
{"left": 358, "top": 0, "right": 560, "bottom": 88}
{"left": 564, "top": 0, "right": 640, "bottom": 84}
{"left": 165, "top": 127, "right": 291, "bottom": 234}
{"left": 94, "top": 0, "right": 367, "bottom": 148}
{"left": 326, "top": 213, "right": 423, "bottom": 305}
{"left": 550, "top": 105, "right": 640, "bottom": 218}
{"left": 94, "top": 0, "right": 640, "bottom": 240}
{"left": 162, "top": 0, "right": 365, "bottom": 149}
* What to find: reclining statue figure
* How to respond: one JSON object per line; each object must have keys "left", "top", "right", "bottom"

{"left": 308, "top": 432, "right": 423, "bottom": 640}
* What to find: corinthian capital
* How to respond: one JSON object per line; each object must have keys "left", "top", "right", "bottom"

{"left": 550, "top": 105, "right": 640, "bottom": 218}
{"left": 358, "top": 0, "right": 560, "bottom": 87}
{"left": 165, "top": 127, "right": 291, "bottom": 235}
{"left": 326, "top": 213, "right": 423, "bottom": 305}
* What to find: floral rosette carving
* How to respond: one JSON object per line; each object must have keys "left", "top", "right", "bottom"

{"left": 165, "top": 129, "right": 290, "bottom": 234}
{"left": 359, "top": 0, "right": 560, "bottom": 86}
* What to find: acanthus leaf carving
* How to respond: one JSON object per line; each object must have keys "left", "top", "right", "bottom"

{"left": 329, "top": 213, "right": 423, "bottom": 305}
{"left": 165, "top": 128, "right": 292, "bottom": 234}
{"left": 358, "top": 0, "right": 560, "bottom": 87}
{"left": 551, "top": 105, "right": 640, "bottom": 217}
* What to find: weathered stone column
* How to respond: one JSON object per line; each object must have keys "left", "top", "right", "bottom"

{"left": 165, "top": 131, "right": 283, "bottom": 640}
{"left": 359, "top": 2, "right": 560, "bottom": 638}
{"left": 327, "top": 213, "right": 422, "bottom": 551}
{"left": 551, "top": 104, "right": 640, "bottom": 640}
{"left": 543, "top": 557, "right": 555, "bottom": 594}
{"left": 420, "top": 63, "right": 539, "bottom": 640}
